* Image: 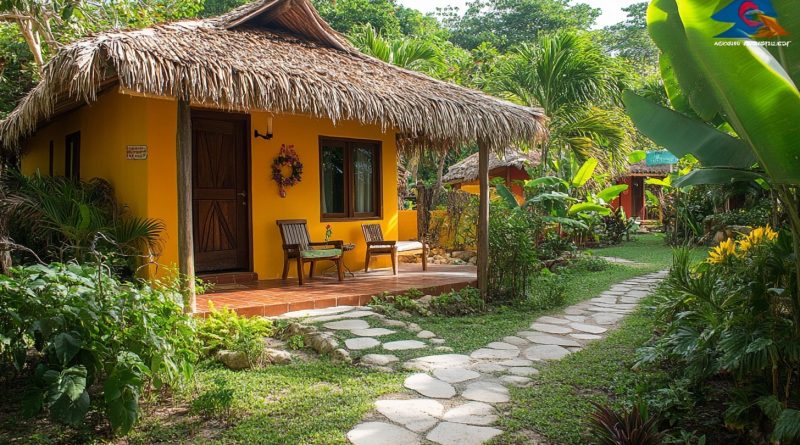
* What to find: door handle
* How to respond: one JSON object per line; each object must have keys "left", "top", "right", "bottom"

{"left": 237, "top": 192, "right": 247, "bottom": 198}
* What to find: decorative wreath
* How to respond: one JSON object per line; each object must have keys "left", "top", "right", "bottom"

{"left": 271, "top": 144, "right": 303, "bottom": 198}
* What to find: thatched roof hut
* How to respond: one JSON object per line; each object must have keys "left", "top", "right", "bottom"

{"left": 443, "top": 146, "right": 541, "bottom": 185}
{"left": 627, "top": 161, "right": 672, "bottom": 177}
{"left": 0, "top": 0, "right": 547, "bottom": 152}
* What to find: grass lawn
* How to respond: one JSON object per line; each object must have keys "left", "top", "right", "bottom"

{"left": 0, "top": 360, "right": 403, "bottom": 445}
{"left": 407, "top": 233, "right": 676, "bottom": 354}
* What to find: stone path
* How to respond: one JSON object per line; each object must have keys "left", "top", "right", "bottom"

{"left": 345, "top": 270, "right": 667, "bottom": 445}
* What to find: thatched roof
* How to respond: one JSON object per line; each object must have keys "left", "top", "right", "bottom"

{"left": 0, "top": 0, "right": 547, "bottom": 152}
{"left": 628, "top": 161, "right": 672, "bottom": 176}
{"left": 443, "top": 146, "right": 541, "bottom": 184}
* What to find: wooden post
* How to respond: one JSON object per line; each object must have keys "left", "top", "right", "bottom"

{"left": 176, "top": 99, "right": 196, "bottom": 312}
{"left": 477, "top": 140, "right": 490, "bottom": 300}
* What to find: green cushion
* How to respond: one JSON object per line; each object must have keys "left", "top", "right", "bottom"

{"left": 301, "top": 248, "right": 342, "bottom": 259}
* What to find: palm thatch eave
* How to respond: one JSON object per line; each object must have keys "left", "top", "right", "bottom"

{"left": 0, "top": 0, "right": 547, "bottom": 153}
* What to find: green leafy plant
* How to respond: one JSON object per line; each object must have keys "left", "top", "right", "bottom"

{"left": 523, "top": 268, "right": 567, "bottom": 310}
{"left": 286, "top": 335, "right": 306, "bottom": 351}
{"left": 190, "top": 376, "right": 235, "bottom": 419}
{"left": 1, "top": 170, "right": 165, "bottom": 275}
{"left": 196, "top": 303, "right": 274, "bottom": 366}
{"left": 429, "top": 286, "right": 485, "bottom": 316}
{"left": 588, "top": 402, "right": 664, "bottom": 445}
{"left": 0, "top": 262, "right": 196, "bottom": 435}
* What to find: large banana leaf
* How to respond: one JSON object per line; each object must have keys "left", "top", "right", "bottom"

{"left": 623, "top": 91, "right": 756, "bottom": 169}
{"left": 648, "top": 0, "right": 721, "bottom": 120}
{"left": 769, "top": 0, "right": 800, "bottom": 84}
{"left": 673, "top": 168, "right": 766, "bottom": 188}
{"left": 674, "top": 0, "right": 800, "bottom": 184}
{"left": 596, "top": 184, "right": 629, "bottom": 202}
{"left": 571, "top": 158, "right": 598, "bottom": 187}
{"left": 568, "top": 202, "right": 611, "bottom": 216}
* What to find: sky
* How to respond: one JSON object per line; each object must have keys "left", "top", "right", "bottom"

{"left": 396, "top": 0, "right": 642, "bottom": 28}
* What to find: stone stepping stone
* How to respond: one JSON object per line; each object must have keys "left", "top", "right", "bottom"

{"left": 433, "top": 367, "right": 481, "bottom": 383}
{"left": 405, "top": 373, "right": 456, "bottom": 399}
{"left": 500, "top": 375, "right": 533, "bottom": 387}
{"left": 347, "top": 422, "right": 420, "bottom": 445}
{"left": 426, "top": 422, "right": 502, "bottom": 445}
{"left": 536, "top": 316, "right": 570, "bottom": 325}
{"left": 345, "top": 337, "right": 381, "bottom": 350}
{"left": 375, "top": 399, "right": 444, "bottom": 433}
{"left": 523, "top": 332, "right": 581, "bottom": 347}
{"left": 384, "top": 340, "right": 427, "bottom": 351}
{"left": 564, "top": 315, "right": 586, "bottom": 322}
{"left": 507, "top": 366, "right": 539, "bottom": 377}
{"left": 383, "top": 319, "right": 407, "bottom": 327}
{"left": 499, "top": 358, "right": 534, "bottom": 367}
{"left": 430, "top": 338, "right": 446, "bottom": 345}
{"left": 592, "top": 297, "right": 618, "bottom": 304}
{"left": 361, "top": 354, "right": 399, "bottom": 366}
{"left": 462, "top": 381, "right": 510, "bottom": 403}
{"left": 324, "top": 319, "right": 370, "bottom": 330}
{"left": 417, "top": 330, "right": 436, "bottom": 339}
{"left": 627, "top": 290, "right": 649, "bottom": 298}
{"left": 351, "top": 328, "right": 396, "bottom": 337}
{"left": 570, "top": 333, "right": 603, "bottom": 341}
{"left": 620, "top": 297, "right": 640, "bottom": 304}
{"left": 486, "top": 341, "right": 519, "bottom": 351}
{"left": 470, "top": 348, "right": 519, "bottom": 360}
{"left": 592, "top": 313, "right": 625, "bottom": 325}
{"left": 404, "top": 354, "right": 471, "bottom": 371}
{"left": 502, "top": 336, "right": 529, "bottom": 346}
{"left": 564, "top": 307, "right": 587, "bottom": 315}
{"left": 569, "top": 323, "right": 607, "bottom": 334}
{"left": 531, "top": 323, "right": 573, "bottom": 334}
{"left": 472, "top": 363, "right": 506, "bottom": 373}
{"left": 442, "top": 402, "right": 497, "bottom": 426}
{"left": 281, "top": 305, "right": 354, "bottom": 318}
{"left": 587, "top": 306, "right": 628, "bottom": 313}
{"left": 524, "top": 344, "right": 571, "bottom": 361}
{"left": 310, "top": 311, "right": 374, "bottom": 323}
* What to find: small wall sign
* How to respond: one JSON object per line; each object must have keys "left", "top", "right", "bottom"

{"left": 126, "top": 145, "right": 148, "bottom": 160}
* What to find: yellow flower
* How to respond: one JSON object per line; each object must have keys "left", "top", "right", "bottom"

{"left": 737, "top": 226, "right": 779, "bottom": 254}
{"left": 709, "top": 238, "right": 737, "bottom": 264}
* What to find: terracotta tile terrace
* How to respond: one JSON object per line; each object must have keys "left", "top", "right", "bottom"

{"left": 197, "top": 263, "right": 477, "bottom": 317}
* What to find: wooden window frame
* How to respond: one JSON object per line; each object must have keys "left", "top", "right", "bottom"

{"left": 319, "top": 136, "right": 382, "bottom": 221}
{"left": 65, "top": 131, "right": 80, "bottom": 180}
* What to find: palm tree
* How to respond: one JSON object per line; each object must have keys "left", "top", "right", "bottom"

{"left": 348, "top": 24, "right": 441, "bottom": 72}
{"left": 492, "top": 30, "right": 634, "bottom": 174}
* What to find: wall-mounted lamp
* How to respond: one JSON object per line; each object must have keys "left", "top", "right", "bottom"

{"left": 255, "top": 116, "right": 273, "bottom": 140}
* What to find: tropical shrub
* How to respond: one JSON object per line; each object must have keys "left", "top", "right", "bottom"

{"left": 523, "top": 269, "right": 566, "bottom": 310}
{"left": 487, "top": 201, "right": 542, "bottom": 302}
{"left": 588, "top": 402, "right": 664, "bottom": 445}
{"left": 0, "top": 262, "right": 196, "bottom": 435}
{"left": 1, "top": 171, "right": 165, "bottom": 276}
{"left": 429, "top": 286, "right": 484, "bottom": 316}
{"left": 195, "top": 303, "right": 274, "bottom": 366}
{"left": 639, "top": 227, "right": 800, "bottom": 442}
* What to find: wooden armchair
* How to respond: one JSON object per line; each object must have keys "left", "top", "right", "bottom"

{"left": 362, "top": 224, "right": 427, "bottom": 275}
{"left": 277, "top": 219, "right": 344, "bottom": 285}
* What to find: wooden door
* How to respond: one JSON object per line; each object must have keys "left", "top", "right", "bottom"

{"left": 631, "top": 177, "right": 644, "bottom": 219}
{"left": 192, "top": 111, "right": 250, "bottom": 273}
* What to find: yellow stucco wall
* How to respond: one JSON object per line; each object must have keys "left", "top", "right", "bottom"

{"left": 22, "top": 89, "right": 399, "bottom": 280}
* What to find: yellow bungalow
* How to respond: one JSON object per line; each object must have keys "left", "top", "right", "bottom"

{"left": 0, "top": 0, "right": 545, "bottom": 305}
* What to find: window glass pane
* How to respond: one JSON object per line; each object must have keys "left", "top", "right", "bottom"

{"left": 321, "top": 145, "right": 345, "bottom": 214}
{"left": 353, "top": 145, "right": 375, "bottom": 214}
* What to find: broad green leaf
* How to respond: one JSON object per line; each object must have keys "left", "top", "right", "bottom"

{"left": 543, "top": 216, "right": 589, "bottom": 231}
{"left": 675, "top": 0, "right": 800, "bottom": 184}
{"left": 568, "top": 202, "right": 611, "bottom": 215}
{"left": 53, "top": 332, "right": 82, "bottom": 366}
{"left": 773, "top": 409, "right": 800, "bottom": 442}
{"left": 659, "top": 55, "right": 693, "bottom": 114}
{"left": 673, "top": 168, "right": 766, "bottom": 188}
{"left": 47, "top": 366, "right": 90, "bottom": 426}
{"left": 645, "top": 177, "right": 672, "bottom": 187}
{"left": 596, "top": 184, "right": 629, "bottom": 202}
{"left": 623, "top": 91, "right": 756, "bottom": 169}
{"left": 529, "top": 191, "right": 575, "bottom": 203}
{"left": 648, "top": 0, "right": 721, "bottom": 120}
{"left": 494, "top": 183, "right": 520, "bottom": 208}
{"left": 524, "top": 176, "right": 567, "bottom": 189}
{"left": 570, "top": 158, "right": 598, "bottom": 187}
{"left": 627, "top": 150, "right": 647, "bottom": 164}
{"left": 769, "top": 0, "right": 800, "bottom": 85}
